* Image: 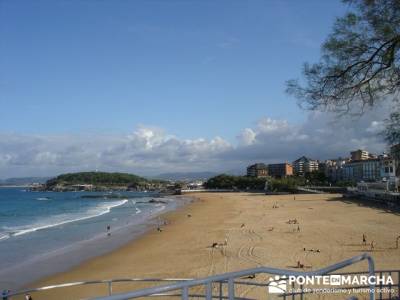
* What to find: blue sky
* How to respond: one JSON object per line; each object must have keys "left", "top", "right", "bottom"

{"left": 0, "top": 0, "right": 347, "bottom": 140}
{"left": 0, "top": 1, "right": 388, "bottom": 178}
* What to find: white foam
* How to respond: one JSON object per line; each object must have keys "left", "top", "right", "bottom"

{"left": 0, "top": 233, "right": 10, "bottom": 241}
{"left": 155, "top": 205, "right": 166, "bottom": 212}
{"left": 5, "top": 199, "right": 128, "bottom": 238}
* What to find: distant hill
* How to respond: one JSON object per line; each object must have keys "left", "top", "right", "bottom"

{"left": 154, "top": 172, "right": 219, "bottom": 181}
{"left": 46, "top": 172, "right": 152, "bottom": 187}
{"left": 0, "top": 177, "right": 51, "bottom": 186}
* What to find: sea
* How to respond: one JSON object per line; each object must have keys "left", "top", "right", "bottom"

{"left": 0, "top": 187, "right": 185, "bottom": 291}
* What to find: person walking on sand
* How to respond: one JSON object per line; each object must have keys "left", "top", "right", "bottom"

{"left": 25, "top": 294, "right": 33, "bottom": 300}
{"left": 297, "top": 261, "right": 304, "bottom": 268}
{"left": 370, "top": 240, "right": 375, "bottom": 251}
{"left": 107, "top": 224, "right": 111, "bottom": 236}
{"left": 362, "top": 234, "right": 367, "bottom": 245}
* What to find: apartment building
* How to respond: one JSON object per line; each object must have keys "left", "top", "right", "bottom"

{"left": 292, "top": 156, "right": 319, "bottom": 176}
{"left": 351, "top": 149, "right": 369, "bottom": 161}
{"left": 246, "top": 163, "right": 268, "bottom": 178}
{"left": 342, "top": 159, "right": 381, "bottom": 182}
{"left": 380, "top": 157, "right": 396, "bottom": 179}
{"left": 324, "top": 158, "right": 348, "bottom": 182}
{"left": 267, "top": 163, "right": 293, "bottom": 178}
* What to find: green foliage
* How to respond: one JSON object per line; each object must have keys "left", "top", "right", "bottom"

{"left": 268, "top": 177, "right": 305, "bottom": 192}
{"left": 304, "top": 171, "right": 328, "bottom": 186}
{"left": 46, "top": 172, "right": 151, "bottom": 187}
{"left": 173, "top": 182, "right": 186, "bottom": 189}
{"left": 204, "top": 174, "right": 266, "bottom": 190}
{"left": 384, "top": 112, "right": 400, "bottom": 145}
{"left": 335, "top": 180, "right": 356, "bottom": 187}
{"left": 205, "top": 174, "right": 309, "bottom": 192}
{"left": 287, "top": 0, "right": 400, "bottom": 142}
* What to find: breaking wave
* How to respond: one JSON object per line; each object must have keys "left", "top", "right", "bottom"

{"left": 2, "top": 199, "right": 128, "bottom": 238}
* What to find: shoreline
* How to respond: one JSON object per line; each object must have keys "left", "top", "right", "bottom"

{"left": 0, "top": 195, "right": 193, "bottom": 292}
{"left": 10, "top": 192, "right": 400, "bottom": 299}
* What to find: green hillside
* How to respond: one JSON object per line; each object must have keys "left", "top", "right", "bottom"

{"left": 46, "top": 172, "right": 151, "bottom": 187}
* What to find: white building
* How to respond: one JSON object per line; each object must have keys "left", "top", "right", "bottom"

{"left": 343, "top": 159, "right": 382, "bottom": 182}
{"left": 292, "top": 156, "right": 319, "bottom": 176}
{"left": 350, "top": 149, "right": 369, "bottom": 161}
{"left": 380, "top": 157, "right": 396, "bottom": 179}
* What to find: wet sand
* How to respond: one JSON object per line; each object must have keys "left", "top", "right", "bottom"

{"left": 18, "top": 193, "right": 400, "bottom": 299}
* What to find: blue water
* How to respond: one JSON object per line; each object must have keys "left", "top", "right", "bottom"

{"left": 0, "top": 187, "right": 181, "bottom": 290}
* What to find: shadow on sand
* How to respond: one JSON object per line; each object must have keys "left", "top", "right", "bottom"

{"left": 326, "top": 196, "right": 400, "bottom": 216}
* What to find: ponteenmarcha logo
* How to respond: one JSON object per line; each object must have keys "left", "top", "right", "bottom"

{"left": 267, "top": 274, "right": 394, "bottom": 294}
{"left": 268, "top": 276, "right": 287, "bottom": 294}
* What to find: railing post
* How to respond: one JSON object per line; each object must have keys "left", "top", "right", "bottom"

{"left": 206, "top": 282, "right": 213, "bottom": 300}
{"left": 367, "top": 254, "right": 376, "bottom": 300}
{"left": 397, "top": 271, "right": 400, "bottom": 299}
{"left": 219, "top": 281, "right": 223, "bottom": 300}
{"left": 2, "top": 290, "right": 9, "bottom": 300}
{"left": 228, "top": 278, "right": 235, "bottom": 300}
{"left": 108, "top": 281, "right": 113, "bottom": 296}
{"left": 182, "top": 286, "right": 189, "bottom": 300}
{"left": 398, "top": 271, "right": 400, "bottom": 299}
{"left": 291, "top": 281, "right": 295, "bottom": 300}
{"left": 300, "top": 284, "right": 304, "bottom": 300}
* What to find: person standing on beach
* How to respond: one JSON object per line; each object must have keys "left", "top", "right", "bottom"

{"left": 25, "top": 294, "right": 33, "bottom": 300}
{"left": 107, "top": 224, "right": 111, "bottom": 236}
{"left": 362, "top": 234, "right": 367, "bottom": 245}
{"left": 370, "top": 240, "right": 375, "bottom": 251}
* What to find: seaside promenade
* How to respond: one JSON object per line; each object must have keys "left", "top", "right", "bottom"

{"left": 20, "top": 193, "right": 400, "bottom": 299}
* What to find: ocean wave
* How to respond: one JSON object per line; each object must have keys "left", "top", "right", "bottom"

{"left": 0, "top": 233, "right": 10, "bottom": 241}
{"left": 3, "top": 199, "right": 128, "bottom": 238}
{"left": 154, "top": 204, "right": 166, "bottom": 213}
{"left": 36, "top": 197, "right": 51, "bottom": 201}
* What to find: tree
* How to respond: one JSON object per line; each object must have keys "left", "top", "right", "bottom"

{"left": 268, "top": 177, "right": 305, "bottom": 192}
{"left": 384, "top": 111, "right": 400, "bottom": 144}
{"left": 305, "top": 171, "right": 328, "bottom": 186}
{"left": 287, "top": 0, "right": 400, "bottom": 143}
{"left": 46, "top": 171, "right": 154, "bottom": 187}
{"left": 204, "top": 174, "right": 266, "bottom": 190}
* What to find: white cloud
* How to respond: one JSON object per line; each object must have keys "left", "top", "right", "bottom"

{"left": 237, "top": 128, "right": 256, "bottom": 146}
{"left": 0, "top": 109, "right": 390, "bottom": 178}
{"left": 256, "top": 117, "right": 289, "bottom": 133}
{"left": 366, "top": 121, "right": 385, "bottom": 134}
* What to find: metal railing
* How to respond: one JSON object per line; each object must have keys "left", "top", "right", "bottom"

{"left": 89, "top": 253, "right": 375, "bottom": 300}
{"left": 6, "top": 253, "right": 378, "bottom": 300}
{"left": 5, "top": 278, "right": 193, "bottom": 299}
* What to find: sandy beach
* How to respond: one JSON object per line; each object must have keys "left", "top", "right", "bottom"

{"left": 18, "top": 192, "right": 400, "bottom": 299}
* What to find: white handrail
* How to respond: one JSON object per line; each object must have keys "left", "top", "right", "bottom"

{"left": 91, "top": 253, "right": 375, "bottom": 300}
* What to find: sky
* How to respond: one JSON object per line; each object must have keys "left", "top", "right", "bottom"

{"left": 0, "top": 0, "right": 390, "bottom": 178}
